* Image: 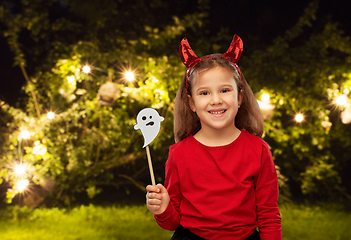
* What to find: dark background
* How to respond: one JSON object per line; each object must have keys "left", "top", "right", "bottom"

{"left": 1, "top": 0, "right": 350, "bottom": 106}
{"left": 1, "top": 0, "right": 351, "bottom": 207}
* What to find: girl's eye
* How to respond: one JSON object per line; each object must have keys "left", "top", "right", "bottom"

{"left": 221, "top": 89, "right": 230, "bottom": 93}
{"left": 200, "top": 91, "right": 209, "bottom": 95}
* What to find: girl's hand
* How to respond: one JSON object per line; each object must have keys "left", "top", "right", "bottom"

{"left": 146, "top": 184, "right": 170, "bottom": 215}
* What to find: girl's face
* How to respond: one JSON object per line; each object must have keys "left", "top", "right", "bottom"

{"left": 188, "top": 67, "right": 242, "bottom": 133}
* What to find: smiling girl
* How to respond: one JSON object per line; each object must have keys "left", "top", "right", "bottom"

{"left": 146, "top": 35, "right": 282, "bottom": 240}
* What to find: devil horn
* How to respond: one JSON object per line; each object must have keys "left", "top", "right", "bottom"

{"left": 223, "top": 35, "right": 243, "bottom": 63}
{"left": 179, "top": 38, "right": 200, "bottom": 69}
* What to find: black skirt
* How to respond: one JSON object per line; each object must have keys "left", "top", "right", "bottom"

{"left": 170, "top": 225, "right": 260, "bottom": 240}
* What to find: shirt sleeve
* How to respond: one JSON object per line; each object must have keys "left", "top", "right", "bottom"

{"left": 154, "top": 147, "right": 181, "bottom": 231}
{"left": 255, "top": 142, "right": 282, "bottom": 240}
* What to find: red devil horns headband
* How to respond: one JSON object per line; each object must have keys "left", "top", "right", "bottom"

{"left": 179, "top": 35, "right": 243, "bottom": 88}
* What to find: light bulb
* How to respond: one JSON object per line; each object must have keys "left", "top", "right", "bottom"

{"left": 14, "top": 163, "right": 27, "bottom": 176}
{"left": 335, "top": 95, "right": 348, "bottom": 107}
{"left": 19, "top": 130, "right": 30, "bottom": 139}
{"left": 261, "top": 93, "right": 270, "bottom": 103}
{"left": 124, "top": 71, "right": 135, "bottom": 82}
{"left": 47, "top": 111, "right": 55, "bottom": 120}
{"left": 82, "top": 65, "right": 91, "bottom": 74}
{"left": 16, "top": 179, "right": 29, "bottom": 191}
{"left": 295, "top": 113, "right": 304, "bottom": 123}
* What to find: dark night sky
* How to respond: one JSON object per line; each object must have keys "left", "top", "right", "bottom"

{"left": 0, "top": 0, "right": 350, "bottom": 106}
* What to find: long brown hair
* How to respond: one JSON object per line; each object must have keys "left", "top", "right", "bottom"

{"left": 174, "top": 55, "right": 264, "bottom": 143}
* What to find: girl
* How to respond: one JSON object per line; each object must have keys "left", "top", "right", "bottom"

{"left": 146, "top": 35, "right": 282, "bottom": 240}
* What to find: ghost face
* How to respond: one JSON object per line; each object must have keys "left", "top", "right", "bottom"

{"left": 134, "top": 108, "right": 164, "bottom": 148}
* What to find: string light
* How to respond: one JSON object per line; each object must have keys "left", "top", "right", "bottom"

{"left": 124, "top": 71, "right": 135, "bottom": 82}
{"left": 15, "top": 179, "right": 29, "bottom": 192}
{"left": 82, "top": 65, "right": 91, "bottom": 74}
{"left": 13, "top": 162, "right": 27, "bottom": 176}
{"left": 47, "top": 111, "right": 55, "bottom": 120}
{"left": 261, "top": 93, "right": 270, "bottom": 103}
{"left": 19, "top": 130, "right": 30, "bottom": 140}
{"left": 335, "top": 94, "right": 348, "bottom": 107}
{"left": 295, "top": 113, "right": 304, "bottom": 123}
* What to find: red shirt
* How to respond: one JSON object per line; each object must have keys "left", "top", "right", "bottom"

{"left": 155, "top": 130, "right": 282, "bottom": 240}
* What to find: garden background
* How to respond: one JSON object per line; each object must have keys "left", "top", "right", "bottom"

{"left": 1, "top": 0, "right": 351, "bottom": 239}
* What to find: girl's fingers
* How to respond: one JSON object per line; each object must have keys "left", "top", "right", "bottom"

{"left": 146, "top": 185, "right": 160, "bottom": 193}
{"left": 148, "top": 204, "right": 161, "bottom": 211}
{"left": 148, "top": 198, "right": 162, "bottom": 205}
{"left": 145, "top": 184, "right": 169, "bottom": 215}
{"left": 147, "top": 192, "right": 162, "bottom": 200}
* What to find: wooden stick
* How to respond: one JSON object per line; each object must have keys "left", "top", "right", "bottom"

{"left": 145, "top": 145, "right": 156, "bottom": 186}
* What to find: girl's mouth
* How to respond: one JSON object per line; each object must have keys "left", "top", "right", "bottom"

{"left": 209, "top": 110, "right": 226, "bottom": 115}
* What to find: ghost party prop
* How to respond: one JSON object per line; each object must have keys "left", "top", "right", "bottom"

{"left": 134, "top": 108, "right": 164, "bottom": 185}
{"left": 134, "top": 108, "right": 165, "bottom": 148}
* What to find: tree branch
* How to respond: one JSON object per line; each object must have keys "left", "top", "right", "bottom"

{"left": 20, "top": 64, "right": 41, "bottom": 117}
{"left": 117, "top": 174, "right": 147, "bottom": 192}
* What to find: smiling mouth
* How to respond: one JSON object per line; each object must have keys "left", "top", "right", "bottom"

{"left": 146, "top": 121, "right": 155, "bottom": 126}
{"left": 209, "top": 110, "right": 226, "bottom": 115}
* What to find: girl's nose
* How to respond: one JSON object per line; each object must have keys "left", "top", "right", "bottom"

{"left": 210, "top": 93, "right": 223, "bottom": 105}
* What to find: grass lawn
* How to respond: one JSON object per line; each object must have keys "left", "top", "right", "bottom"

{"left": 0, "top": 203, "right": 350, "bottom": 239}
{"left": 0, "top": 205, "right": 172, "bottom": 240}
{"left": 279, "top": 203, "right": 351, "bottom": 240}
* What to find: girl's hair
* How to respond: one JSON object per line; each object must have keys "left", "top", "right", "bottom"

{"left": 174, "top": 54, "right": 264, "bottom": 143}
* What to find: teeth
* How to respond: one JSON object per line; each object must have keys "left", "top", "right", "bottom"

{"left": 210, "top": 110, "right": 225, "bottom": 114}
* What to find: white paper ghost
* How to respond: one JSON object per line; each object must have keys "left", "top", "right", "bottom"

{"left": 134, "top": 108, "right": 164, "bottom": 148}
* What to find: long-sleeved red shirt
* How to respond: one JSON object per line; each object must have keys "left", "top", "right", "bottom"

{"left": 155, "top": 130, "right": 282, "bottom": 240}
